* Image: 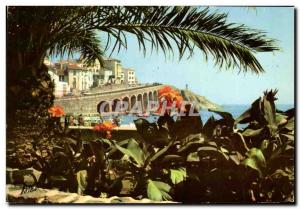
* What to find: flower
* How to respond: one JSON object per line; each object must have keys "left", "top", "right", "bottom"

{"left": 93, "top": 121, "right": 116, "bottom": 138}
{"left": 48, "top": 105, "right": 65, "bottom": 117}
{"left": 157, "top": 86, "right": 183, "bottom": 112}
{"left": 158, "top": 86, "right": 173, "bottom": 95}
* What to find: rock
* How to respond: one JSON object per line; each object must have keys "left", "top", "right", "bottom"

{"left": 178, "top": 88, "right": 221, "bottom": 110}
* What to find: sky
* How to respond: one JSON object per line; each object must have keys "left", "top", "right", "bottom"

{"left": 54, "top": 7, "right": 295, "bottom": 105}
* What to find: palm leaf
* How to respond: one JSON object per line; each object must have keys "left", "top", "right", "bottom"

{"left": 8, "top": 6, "right": 278, "bottom": 72}
{"left": 95, "top": 6, "right": 278, "bottom": 73}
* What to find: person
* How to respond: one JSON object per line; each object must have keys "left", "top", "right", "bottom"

{"left": 99, "top": 114, "right": 104, "bottom": 123}
{"left": 68, "top": 115, "right": 76, "bottom": 126}
{"left": 78, "top": 114, "right": 84, "bottom": 126}
{"left": 113, "top": 115, "right": 121, "bottom": 127}
{"left": 64, "top": 115, "right": 69, "bottom": 127}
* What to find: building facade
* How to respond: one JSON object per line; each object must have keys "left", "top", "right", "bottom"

{"left": 103, "top": 58, "right": 123, "bottom": 84}
{"left": 52, "top": 59, "right": 101, "bottom": 94}
{"left": 123, "top": 68, "right": 137, "bottom": 85}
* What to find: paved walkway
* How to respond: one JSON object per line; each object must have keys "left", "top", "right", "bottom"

{"left": 6, "top": 184, "right": 175, "bottom": 204}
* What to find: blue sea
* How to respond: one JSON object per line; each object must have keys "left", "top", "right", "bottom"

{"left": 113, "top": 104, "right": 294, "bottom": 126}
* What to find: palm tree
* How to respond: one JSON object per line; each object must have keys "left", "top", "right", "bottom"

{"left": 7, "top": 6, "right": 278, "bottom": 131}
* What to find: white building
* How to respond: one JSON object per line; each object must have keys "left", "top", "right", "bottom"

{"left": 123, "top": 68, "right": 136, "bottom": 85}
{"left": 48, "top": 69, "right": 70, "bottom": 98}
{"left": 99, "top": 68, "right": 113, "bottom": 85}
{"left": 44, "top": 58, "right": 70, "bottom": 97}
{"left": 53, "top": 60, "right": 101, "bottom": 94}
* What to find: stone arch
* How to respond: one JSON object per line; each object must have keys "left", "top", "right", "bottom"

{"left": 122, "top": 96, "right": 130, "bottom": 111}
{"left": 137, "top": 94, "right": 143, "bottom": 111}
{"left": 130, "top": 95, "right": 137, "bottom": 109}
{"left": 149, "top": 91, "right": 153, "bottom": 102}
{"left": 112, "top": 99, "right": 121, "bottom": 112}
{"left": 97, "top": 101, "right": 110, "bottom": 113}
{"left": 143, "top": 92, "right": 148, "bottom": 112}
{"left": 153, "top": 90, "right": 158, "bottom": 101}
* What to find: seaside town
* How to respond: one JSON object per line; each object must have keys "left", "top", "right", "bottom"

{"left": 44, "top": 57, "right": 139, "bottom": 98}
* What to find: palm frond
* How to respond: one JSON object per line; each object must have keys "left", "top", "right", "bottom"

{"left": 93, "top": 6, "right": 278, "bottom": 73}
{"left": 8, "top": 6, "right": 278, "bottom": 73}
{"left": 48, "top": 29, "right": 104, "bottom": 66}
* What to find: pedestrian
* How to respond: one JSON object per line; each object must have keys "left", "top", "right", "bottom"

{"left": 78, "top": 114, "right": 84, "bottom": 126}
{"left": 69, "top": 115, "right": 76, "bottom": 126}
{"left": 113, "top": 115, "right": 121, "bottom": 127}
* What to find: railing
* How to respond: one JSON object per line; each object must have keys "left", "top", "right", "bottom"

{"left": 68, "top": 125, "right": 137, "bottom": 131}
{"left": 56, "top": 84, "right": 164, "bottom": 101}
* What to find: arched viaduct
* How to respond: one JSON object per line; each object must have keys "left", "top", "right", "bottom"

{"left": 54, "top": 85, "right": 164, "bottom": 115}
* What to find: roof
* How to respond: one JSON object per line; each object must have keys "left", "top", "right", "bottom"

{"left": 123, "top": 67, "right": 135, "bottom": 72}
{"left": 103, "top": 57, "right": 121, "bottom": 63}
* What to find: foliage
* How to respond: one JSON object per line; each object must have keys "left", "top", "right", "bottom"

{"left": 7, "top": 87, "right": 294, "bottom": 203}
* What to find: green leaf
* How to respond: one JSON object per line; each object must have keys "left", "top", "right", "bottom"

{"left": 114, "top": 139, "right": 146, "bottom": 167}
{"left": 229, "top": 153, "right": 241, "bottom": 165}
{"left": 95, "top": 138, "right": 112, "bottom": 147}
{"left": 243, "top": 148, "right": 267, "bottom": 177}
{"left": 280, "top": 133, "right": 294, "bottom": 141}
{"left": 134, "top": 118, "right": 167, "bottom": 147}
{"left": 170, "top": 167, "right": 186, "bottom": 184}
{"left": 202, "top": 116, "right": 216, "bottom": 139}
{"left": 198, "top": 146, "right": 229, "bottom": 161}
{"left": 276, "top": 113, "right": 288, "bottom": 125}
{"left": 262, "top": 91, "right": 277, "bottom": 126}
{"left": 76, "top": 170, "right": 87, "bottom": 195}
{"left": 260, "top": 139, "right": 270, "bottom": 151}
{"left": 242, "top": 128, "right": 264, "bottom": 137}
{"left": 246, "top": 148, "right": 266, "bottom": 168}
{"left": 178, "top": 139, "right": 205, "bottom": 154}
{"left": 243, "top": 158, "right": 263, "bottom": 177}
{"left": 161, "top": 155, "right": 183, "bottom": 163}
{"left": 271, "top": 169, "right": 294, "bottom": 181}
{"left": 208, "top": 109, "right": 234, "bottom": 127}
{"left": 49, "top": 175, "right": 67, "bottom": 181}
{"left": 235, "top": 107, "right": 252, "bottom": 124}
{"left": 284, "top": 117, "right": 294, "bottom": 131}
{"left": 147, "top": 180, "right": 172, "bottom": 201}
{"left": 187, "top": 152, "right": 200, "bottom": 162}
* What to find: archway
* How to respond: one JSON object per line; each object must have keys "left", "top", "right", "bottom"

{"left": 153, "top": 90, "right": 158, "bottom": 101}
{"left": 143, "top": 92, "right": 148, "bottom": 112}
{"left": 97, "top": 101, "right": 110, "bottom": 113}
{"left": 149, "top": 91, "right": 153, "bottom": 102}
{"left": 130, "top": 95, "right": 137, "bottom": 109}
{"left": 112, "top": 99, "right": 121, "bottom": 112}
{"left": 122, "top": 96, "right": 130, "bottom": 112}
{"left": 137, "top": 94, "right": 143, "bottom": 111}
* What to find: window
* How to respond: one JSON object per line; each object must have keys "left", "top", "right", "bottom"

{"left": 72, "top": 78, "right": 76, "bottom": 88}
{"left": 73, "top": 71, "right": 76, "bottom": 76}
{"left": 59, "top": 75, "right": 64, "bottom": 82}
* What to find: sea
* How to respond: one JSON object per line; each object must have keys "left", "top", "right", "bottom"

{"left": 103, "top": 104, "right": 294, "bottom": 126}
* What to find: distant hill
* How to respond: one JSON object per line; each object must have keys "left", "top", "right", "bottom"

{"left": 174, "top": 87, "right": 221, "bottom": 110}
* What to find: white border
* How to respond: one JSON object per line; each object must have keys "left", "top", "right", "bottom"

{"left": 1, "top": 1, "right": 299, "bottom": 208}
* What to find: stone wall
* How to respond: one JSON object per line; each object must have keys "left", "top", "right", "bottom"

{"left": 54, "top": 85, "right": 163, "bottom": 115}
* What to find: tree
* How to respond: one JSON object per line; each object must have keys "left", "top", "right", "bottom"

{"left": 6, "top": 6, "right": 278, "bottom": 132}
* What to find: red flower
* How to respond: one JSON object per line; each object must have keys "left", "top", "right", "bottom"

{"left": 93, "top": 121, "right": 116, "bottom": 138}
{"left": 48, "top": 105, "right": 65, "bottom": 117}
{"left": 158, "top": 86, "right": 173, "bottom": 96}
{"left": 157, "top": 86, "right": 183, "bottom": 111}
